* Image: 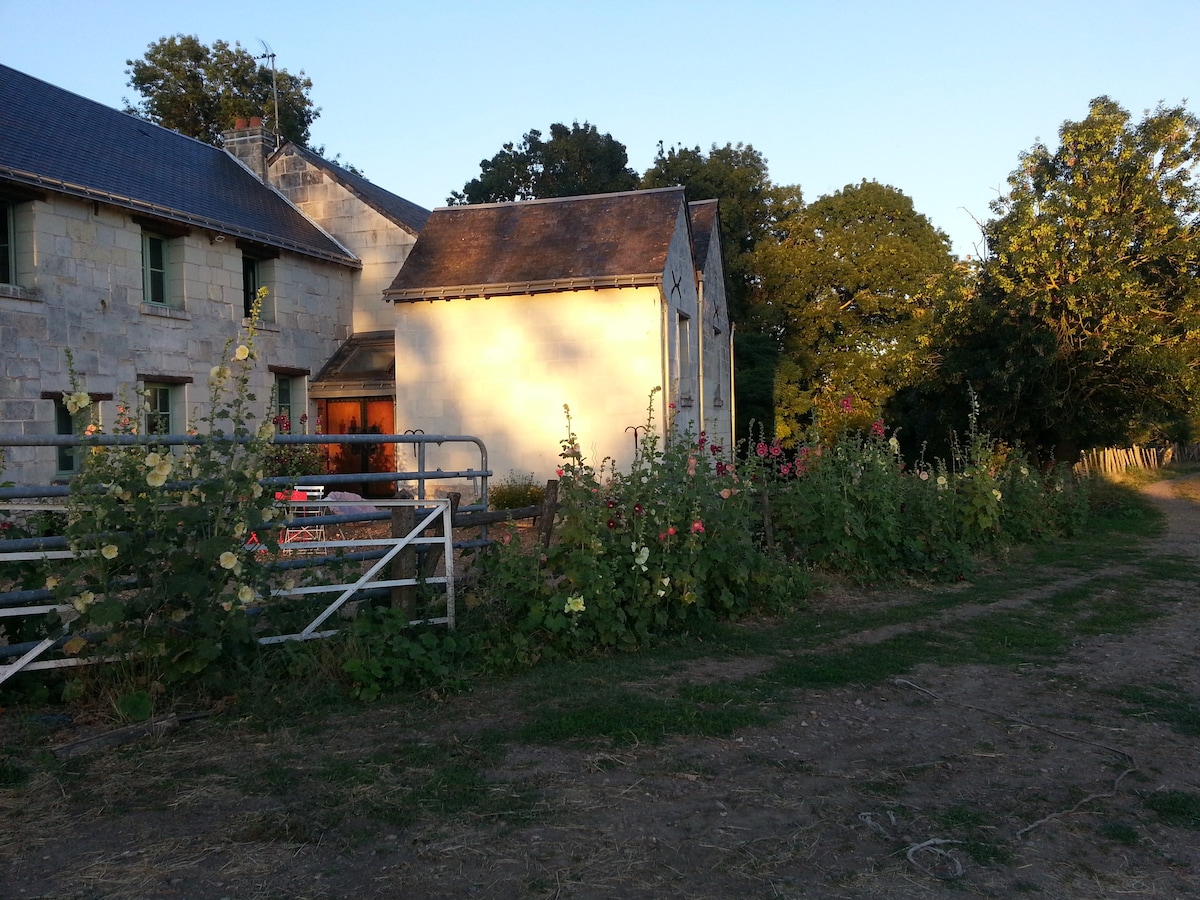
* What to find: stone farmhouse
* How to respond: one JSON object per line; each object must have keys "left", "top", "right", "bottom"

{"left": 383, "top": 188, "right": 735, "bottom": 483}
{"left": 0, "top": 63, "right": 427, "bottom": 488}
{"left": 0, "top": 63, "right": 733, "bottom": 494}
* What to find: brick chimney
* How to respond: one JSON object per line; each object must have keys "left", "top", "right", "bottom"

{"left": 221, "top": 117, "right": 278, "bottom": 182}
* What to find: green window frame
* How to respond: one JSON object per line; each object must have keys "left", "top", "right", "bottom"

{"left": 142, "top": 231, "right": 169, "bottom": 306}
{"left": 55, "top": 399, "right": 79, "bottom": 476}
{"left": 276, "top": 375, "right": 293, "bottom": 431}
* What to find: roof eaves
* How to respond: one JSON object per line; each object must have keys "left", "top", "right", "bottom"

{"left": 385, "top": 272, "right": 663, "bottom": 303}
{"left": 0, "top": 166, "right": 362, "bottom": 269}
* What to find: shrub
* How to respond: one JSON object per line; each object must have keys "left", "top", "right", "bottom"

{"left": 44, "top": 297, "right": 284, "bottom": 692}
{"left": 765, "top": 394, "right": 1090, "bottom": 580}
{"left": 489, "top": 470, "right": 546, "bottom": 510}
{"left": 475, "top": 396, "right": 805, "bottom": 666}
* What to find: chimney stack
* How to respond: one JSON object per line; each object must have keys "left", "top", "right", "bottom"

{"left": 221, "top": 118, "right": 277, "bottom": 183}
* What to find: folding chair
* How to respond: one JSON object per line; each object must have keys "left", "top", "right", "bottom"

{"left": 279, "top": 486, "right": 326, "bottom": 550}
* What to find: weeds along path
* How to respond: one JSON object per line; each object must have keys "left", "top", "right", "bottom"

{"left": 1, "top": 477, "right": 1199, "bottom": 899}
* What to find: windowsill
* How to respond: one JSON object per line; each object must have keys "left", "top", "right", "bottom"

{"left": 141, "top": 303, "right": 190, "bottom": 320}
{"left": 0, "top": 283, "right": 39, "bottom": 301}
{"left": 243, "top": 317, "right": 280, "bottom": 332}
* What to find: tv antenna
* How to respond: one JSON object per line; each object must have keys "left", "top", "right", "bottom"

{"left": 255, "top": 40, "right": 280, "bottom": 137}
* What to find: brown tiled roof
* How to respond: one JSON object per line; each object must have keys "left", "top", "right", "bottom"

{"left": 384, "top": 187, "right": 686, "bottom": 301}
{"left": 688, "top": 199, "right": 719, "bottom": 269}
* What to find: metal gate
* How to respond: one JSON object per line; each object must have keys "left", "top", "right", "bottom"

{"left": 0, "top": 432, "right": 490, "bottom": 685}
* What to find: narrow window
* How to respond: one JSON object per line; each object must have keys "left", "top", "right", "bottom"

{"left": 275, "top": 375, "right": 293, "bottom": 432}
{"left": 55, "top": 399, "right": 78, "bottom": 475}
{"left": 0, "top": 202, "right": 14, "bottom": 285}
{"left": 242, "top": 256, "right": 259, "bottom": 319}
{"left": 142, "top": 232, "right": 169, "bottom": 305}
{"left": 676, "top": 312, "right": 693, "bottom": 406}
{"left": 144, "top": 384, "right": 174, "bottom": 435}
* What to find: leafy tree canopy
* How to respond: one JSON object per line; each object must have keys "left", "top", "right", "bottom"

{"left": 945, "top": 96, "right": 1200, "bottom": 452}
{"left": 449, "top": 122, "right": 639, "bottom": 204}
{"left": 752, "top": 180, "right": 962, "bottom": 442}
{"left": 125, "top": 35, "right": 319, "bottom": 146}
{"left": 641, "top": 142, "right": 802, "bottom": 320}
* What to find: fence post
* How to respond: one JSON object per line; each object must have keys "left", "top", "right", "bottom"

{"left": 420, "top": 492, "right": 460, "bottom": 578}
{"left": 391, "top": 488, "right": 416, "bottom": 617}
{"left": 539, "top": 479, "right": 559, "bottom": 548}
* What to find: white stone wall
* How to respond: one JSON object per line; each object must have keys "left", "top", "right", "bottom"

{"left": 392, "top": 286, "right": 666, "bottom": 485}
{"left": 697, "top": 231, "right": 735, "bottom": 454}
{"left": 662, "top": 207, "right": 702, "bottom": 437}
{"left": 0, "top": 193, "right": 354, "bottom": 485}
{"left": 270, "top": 150, "right": 418, "bottom": 334}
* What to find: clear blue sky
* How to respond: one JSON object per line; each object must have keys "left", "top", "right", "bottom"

{"left": 4, "top": 0, "right": 1197, "bottom": 257}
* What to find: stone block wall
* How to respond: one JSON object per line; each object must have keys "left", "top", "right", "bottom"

{"left": 0, "top": 193, "right": 355, "bottom": 486}
{"left": 270, "top": 149, "right": 418, "bottom": 334}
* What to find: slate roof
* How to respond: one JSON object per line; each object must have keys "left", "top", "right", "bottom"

{"left": 688, "top": 199, "right": 719, "bottom": 270}
{"left": 384, "top": 187, "right": 687, "bottom": 301}
{"left": 0, "top": 63, "right": 358, "bottom": 266}
{"left": 285, "top": 144, "right": 430, "bottom": 235}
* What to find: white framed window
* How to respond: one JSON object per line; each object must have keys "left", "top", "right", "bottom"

{"left": 271, "top": 370, "right": 309, "bottom": 433}
{"left": 143, "top": 383, "right": 179, "bottom": 435}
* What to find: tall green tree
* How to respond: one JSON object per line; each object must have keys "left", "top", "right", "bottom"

{"left": 125, "top": 35, "right": 319, "bottom": 145}
{"left": 449, "top": 122, "right": 638, "bottom": 204}
{"left": 947, "top": 97, "right": 1200, "bottom": 452}
{"left": 641, "top": 142, "right": 801, "bottom": 321}
{"left": 753, "top": 180, "right": 962, "bottom": 443}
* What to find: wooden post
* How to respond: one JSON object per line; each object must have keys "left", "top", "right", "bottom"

{"left": 391, "top": 488, "right": 416, "bottom": 617}
{"left": 760, "top": 485, "right": 775, "bottom": 551}
{"left": 539, "top": 479, "right": 559, "bottom": 548}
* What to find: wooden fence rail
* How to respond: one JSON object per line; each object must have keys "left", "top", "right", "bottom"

{"left": 1074, "top": 442, "right": 1200, "bottom": 476}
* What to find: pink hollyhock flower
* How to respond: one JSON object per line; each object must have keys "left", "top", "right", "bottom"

{"left": 780, "top": 463, "right": 792, "bottom": 476}
{"left": 556, "top": 468, "right": 564, "bottom": 477}
{"left": 756, "top": 442, "right": 768, "bottom": 458}
{"left": 690, "top": 520, "right": 705, "bottom": 534}
{"left": 667, "top": 526, "right": 677, "bottom": 536}
{"left": 840, "top": 395, "right": 853, "bottom": 412}
{"left": 871, "top": 419, "right": 886, "bottom": 437}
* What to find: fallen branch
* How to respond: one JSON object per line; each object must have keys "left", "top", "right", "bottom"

{"left": 1015, "top": 768, "right": 1136, "bottom": 837}
{"left": 903, "top": 838, "right": 964, "bottom": 879}
{"left": 52, "top": 711, "right": 210, "bottom": 759}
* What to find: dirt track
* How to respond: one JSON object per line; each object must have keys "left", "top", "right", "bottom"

{"left": 2, "top": 479, "right": 1198, "bottom": 898}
